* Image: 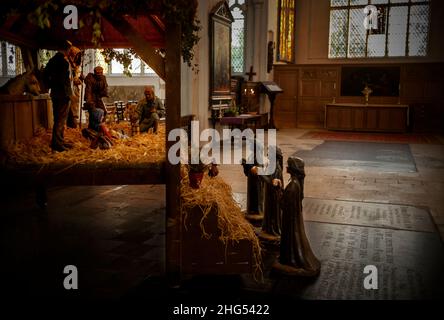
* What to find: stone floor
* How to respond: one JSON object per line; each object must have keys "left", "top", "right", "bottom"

{"left": 1, "top": 129, "right": 444, "bottom": 311}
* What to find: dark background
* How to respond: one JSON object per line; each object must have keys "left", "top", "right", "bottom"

{"left": 341, "top": 66, "right": 401, "bottom": 97}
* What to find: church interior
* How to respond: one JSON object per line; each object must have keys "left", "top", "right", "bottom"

{"left": 0, "top": 0, "right": 443, "bottom": 313}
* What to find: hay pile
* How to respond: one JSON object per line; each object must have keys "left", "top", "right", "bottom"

{"left": 180, "top": 168, "right": 263, "bottom": 281}
{"left": 4, "top": 123, "right": 165, "bottom": 166}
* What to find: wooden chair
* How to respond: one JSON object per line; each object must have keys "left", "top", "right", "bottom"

{"left": 105, "top": 103, "right": 117, "bottom": 123}
{"left": 114, "top": 101, "right": 125, "bottom": 122}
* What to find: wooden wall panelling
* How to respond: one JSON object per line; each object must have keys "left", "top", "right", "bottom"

{"left": 274, "top": 68, "right": 298, "bottom": 128}
{"left": 401, "top": 63, "right": 444, "bottom": 132}
{"left": 390, "top": 108, "right": 408, "bottom": 132}
{"left": 402, "top": 81, "right": 425, "bottom": 98}
{"left": 424, "top": 81, "right": 444, "bottom": 99}
{"left": 300, "top": 80, "right": 320, "bottom": 97}
{"left": 274, "top": 63, "right": 443, "bottom": 132}
{"left": 326, "top": 104, "right": 408, "bottom": 132}
{"left": 366, "top": 108, "right": 378, "bottom": 130}
{"left": 353, "top": 108, "right": 365, "bottom": 130}
{"left": 298, "top": 67, "right": 339, "bottom": 128}
{"left": 321, "top": 81, "right": 336, "bottom": 97}
{"left": 337, "top": 107, "right": 353, "bottom": 130}
{"left": 298, "top": 68, "right": 318, "bottom": 128}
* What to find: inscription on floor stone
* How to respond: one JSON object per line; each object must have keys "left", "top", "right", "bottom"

{"left": 303, "top": 198, "right": 435, "bottom": 232}
{"left": 293, "top": 222, "right": 444, "bottom": 300}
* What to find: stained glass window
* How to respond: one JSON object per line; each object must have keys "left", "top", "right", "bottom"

{"left": 277, "top": 0, "right": 296, "bottom": 63}
{"left": 328, "top": 0, "right": 430, "bottom": 58}
{"left": 229, "top": 0, "right": 246, "bottom": 74}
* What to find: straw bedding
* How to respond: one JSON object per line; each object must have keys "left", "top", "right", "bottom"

{"left": 4, "top": 123, "right": 165, "bottom": 167}
{"left": 180, "top": 167, "right": 263, "bottom": 281}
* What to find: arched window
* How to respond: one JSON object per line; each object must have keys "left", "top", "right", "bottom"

{"left": 229, "top": 0, "right": 246, "bottom": 74}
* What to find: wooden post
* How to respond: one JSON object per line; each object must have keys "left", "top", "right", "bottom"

{"left": 165, "top": 22, "right": 182, "bottom": 286}
{"left": 20, "top": 46, "right": 38, "bottom": 71}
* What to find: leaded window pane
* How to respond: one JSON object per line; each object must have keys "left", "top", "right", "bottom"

{"left": 329, "top": 9, "right": 348, "bottom": 58}
{"left": 348, "top": 8, "right": 367, "bottom": 58}
{"left": 350, "top": 0, "right": 368, "bottom": 6}
{"left": 6, "top": 42, "right": 16, "bottom": 76}
{"left": 329, "top": 0, "right": 429, "bottom": 59}
{"left": 408, "top": 4, "right": 429, "bottom": 56}
{"left": 367, "top": 33, "right": 386, "bottom": 57}
{"left": 231, "top": 6, "right": 245, "bottom": 73}
{"left": 387, "top": 6, "right": 408, "bottom": 56}
{"left": 331, "top": 0, "right": 349, "bottom": 7}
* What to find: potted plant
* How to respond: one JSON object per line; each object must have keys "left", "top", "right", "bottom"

{"left": 224, "top": 109, "right": 236, "bottom": 117}
{"left": 188, "top": 161, "right": 209, "bottom": 189}
{"left": 223, "top": 99, "right": 238, "bottom": 117}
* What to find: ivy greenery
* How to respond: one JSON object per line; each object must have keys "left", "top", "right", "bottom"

{"left": 100, "top": 48, "right": 137, "bottom": 77}
{"left": 1, "top": 0, "right": 201, "bottom": 68}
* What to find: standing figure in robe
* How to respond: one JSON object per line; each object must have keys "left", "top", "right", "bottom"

{"left": 259, "top": 146, "right": 283, "bottom": 241}
{"left": 241, "top": 140, "right": 265, "bottom": 222}
{"left": 273, "top": 157, "right": 321, "bottom": 276}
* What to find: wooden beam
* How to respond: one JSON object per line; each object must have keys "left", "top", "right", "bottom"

{"left": 165, "top": 22, "right": 182, "bottom": 286}
{"left": 105, "top": 15, "right": 166, "bottom": 80}
{"left": 0, "top": 30, "right": 39, "bottom": 49}
{"left": 148, "top": 15, "right": 166, "bottom": 36}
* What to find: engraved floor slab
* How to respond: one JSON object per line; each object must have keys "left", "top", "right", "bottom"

{"left": 293, "top": 141, "right": 417, "bottom": 173}
{"left": 272, "top": 222, "right": 444, "bottom": 300}
{"left": 232, "top": 194, "right": 434, "bottom": 233}
{"left": 303, "top": 198, "right": 436, "bottom": 232}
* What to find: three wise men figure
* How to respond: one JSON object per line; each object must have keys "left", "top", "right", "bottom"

{"left": 273, "top": 156, "right": 321, "bottom": 277}
{"left": 258, "top": 145, "right": 284, "bottom": 242}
